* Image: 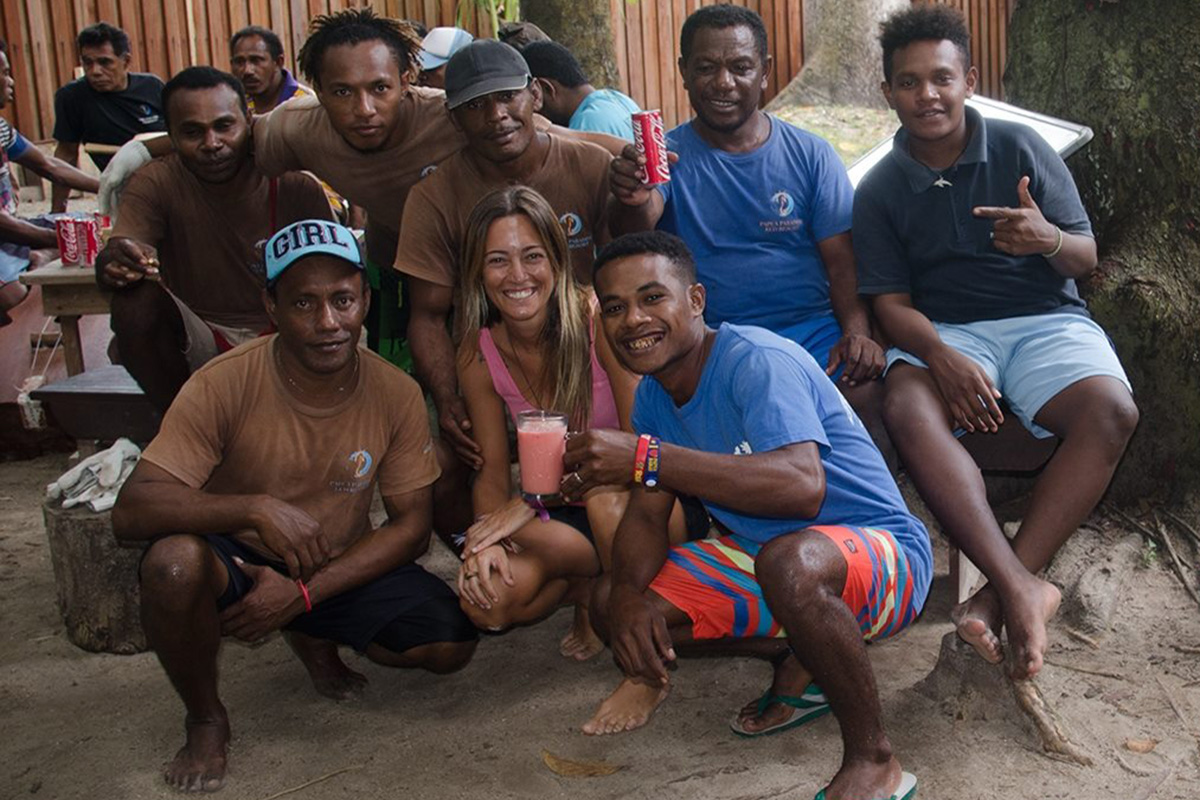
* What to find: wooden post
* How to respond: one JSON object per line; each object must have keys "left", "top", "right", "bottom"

{"left": 42, "top": 499, "right": 147, "bottom": 654}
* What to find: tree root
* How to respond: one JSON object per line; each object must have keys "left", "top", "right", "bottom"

{"left": 1010, "top": 678, "right": 1094, "bottom": 766}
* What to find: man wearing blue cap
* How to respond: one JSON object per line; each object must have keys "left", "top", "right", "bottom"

{"left": 114, "top": 218, "right": 478, "bottom": 793}
{"left": 418, "top": 26, "right": 473, "bottom": 90}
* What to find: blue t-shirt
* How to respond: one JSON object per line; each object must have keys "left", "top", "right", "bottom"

{"left": 570, "top": 89, "right": 640, "bottom": 139}
{"left": 656, "top": 117, "right": 853, "bottom": 332}
{"left": 632, "top": 323, "right": 932, "bottom": 609}
{"left": 854, "top": 107, "right": 1093, "bottom": 324}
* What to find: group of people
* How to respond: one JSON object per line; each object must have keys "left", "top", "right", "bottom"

{"left": 21, "top": 3, "right": 1136, "bottom": 799}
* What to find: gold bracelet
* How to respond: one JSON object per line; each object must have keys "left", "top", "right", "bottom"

{"left": 1043, "top": 226, "right": 1064, "bottom": 258}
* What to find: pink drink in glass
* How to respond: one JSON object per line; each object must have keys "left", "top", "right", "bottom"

{"left": 516, "top": 410, "right": 568, "bottom": 500}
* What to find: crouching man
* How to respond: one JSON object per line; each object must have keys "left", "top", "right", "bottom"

{"left": 113, "top": 219, "right": 477, "bottom": 793}
{"left": 565, "top": 232, "right": 930, "bottom": 800}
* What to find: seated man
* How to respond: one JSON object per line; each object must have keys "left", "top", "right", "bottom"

{"left": 51, "top": 22, "right": 165, "bottom": 212}
{"left": 566, "top": 231, "right": 930, "bottom": 800}
{"left": 854, "top": 6, "right": 1138, "bottom": 679}
{"left": 0, "top": 40, "right": 99, "bottom": 322}
{"left": 95, "top": 66, "right": 332, "bottom": 413}
{"left": 397, "top": 39, "right": 612, "bottom": 470}
{"left": 417, "top": 27, "right": 473, "bottom": 90}
{"left": 113, "top": 218, "right": 478, "bottom": 793}
{"left": 521, "top": 41, "right": 640, "bottom": 139}
{"left": 608, "top": 5, "right": 886, "bottom": 428}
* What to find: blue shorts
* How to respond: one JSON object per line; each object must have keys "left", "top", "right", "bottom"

{"left": 0, "top": 215, "right": 57, "bottom": 284}
{"left": 884, "top": 312, "right": 1131, "bottom": 439}
{"left": 777, "top": 312, "right": 844, "bottom": 377}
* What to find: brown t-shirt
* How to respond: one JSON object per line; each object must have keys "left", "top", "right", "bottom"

{"left": 395, "top": 134, "right": 612, "bottom": 289}
{"left": 141, "top": 336, "right": 440, "bottom": 556}
{"left": 114, "top": 154, "right": 332, "bottom": 330}
{"left": 253, "top": 89, "right": 466, "bottom": 267}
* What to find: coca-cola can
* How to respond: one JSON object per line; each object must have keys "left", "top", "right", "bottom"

{"left": 632, "top": 109, "right": 670, "bottom": 186}
{"left": 56, "top": 218, "right": 81, "bottom": 265}
{"left": 93, "top": 212, "right": 112, "bottom": 229}
{"left": 76, "top": 218, "right": 100, "bottom": 267}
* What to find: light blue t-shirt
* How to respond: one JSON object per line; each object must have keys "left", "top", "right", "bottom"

{"left": 657, "top": 117, "right": 853, "bottom": 332}
{"left": 569, "top": 88, "right": 640, "bottom": 139}
{"left": 632, "top": 324, "right": 932, "bottom": 608}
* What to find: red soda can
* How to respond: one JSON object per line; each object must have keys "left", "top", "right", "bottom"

{"left": 76, "top": 218, "right": 100, "bottom": 267}
{"left": 632, "top": 109, "right": 670, "bottom": 186}
{"left": 93, "top": 212, "right": 112, "bottom": 229}
{"left": 56, "top": 218, "right": 81, "bottom": 265}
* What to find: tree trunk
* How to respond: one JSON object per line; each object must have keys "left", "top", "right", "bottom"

{"left": 766, "top": 0, "right": 906, "bottom": 111}
{"left": 1005, "top": 0, "right": 1200, "bottom": 502}
{"left": 521, "top": 0, "right": 622, "bottom": 88}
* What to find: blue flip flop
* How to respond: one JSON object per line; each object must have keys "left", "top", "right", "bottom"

{"left": 813, "top": 771, "right": 917, "bottom": 800}
{"left": 729, "top": 682, "right": 831, "bottom": 737}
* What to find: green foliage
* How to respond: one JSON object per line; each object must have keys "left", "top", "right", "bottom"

{"left": 456, "top": 0, "right": 519, "bottom": 34}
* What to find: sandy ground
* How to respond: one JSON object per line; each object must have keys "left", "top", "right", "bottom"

{"left": 2, "top": 454, "right": 1200, "bottom": 800}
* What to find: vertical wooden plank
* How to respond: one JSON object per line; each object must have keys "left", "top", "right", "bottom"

{"left": 288, "top": 0, "right": 306, "bottom": 70}
{"left": 669, "top": 0, "right": 687, "bottom": 124}
{"left": 623, "top": 0, "right": 644, "bottom": 117}
{"left": 772, "top": 0, "right": 788, "bottom": 101}
{"left": 248, "top": 0, "right": 269, "bottom": 25}
{"left": 24, "top": 0, "right": 57, "bottom": 135}
{"left": 788, "top": 0, "right": 802, "bottom": 83}
{"left": 50, "top": 0, "right": 79, "bottom": 97}
{"left": 638, "top": 0, "right": 660, "bottom": 114}
{"left": 610, "top": 0, "right": 629, "bottom": 95}
{"left": 654, "top": 0, "right": 673, "bottom": 125}
{"left": 140, "top": 0, "right": 170, "bottom": 78}
{"left": 1, "top": 0, "right": 38, "bottom": 138}
{"left": 96, "top": 0, "right": 119, "bottom": 21}
{"left": 116, "top": 0, "right": 144, "bottom": 71}
{"left": 227, "top": 0, "right": 248, "bottom": 34}
{"left": 207, "top": 0, "right": 230, "bottom": 69}
{"left": 161, "top": 0, "right": 186, "bottom": 73}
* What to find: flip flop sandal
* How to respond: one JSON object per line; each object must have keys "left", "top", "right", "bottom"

{"left": 729, "top": 682, "right": 831, "bottom": 738}
{"left": 813, "top": 771, "right": 917, "bottom": 800}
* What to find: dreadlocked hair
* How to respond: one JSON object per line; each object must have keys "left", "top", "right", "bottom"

{"left": 298, "top": 8, "right": 422, "bottom": 88}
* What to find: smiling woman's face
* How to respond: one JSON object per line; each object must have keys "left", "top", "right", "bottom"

{"left": 481, "top": 213, "right": 555, "bottom": 327}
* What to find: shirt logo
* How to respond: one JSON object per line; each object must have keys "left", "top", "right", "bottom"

{"left": 348, "top": 449, "right": 373, "bottom": 478}
{"left": 771, "top": 190, "right": 795, "bottom": 217}
{"left": 559, "top": 212, "right": 583, "bottom": 236}
{"left": 419, "top": 164, "right": 438, "bottom": 179}
{"left": 734, "top": 440, "right": 753, "bottom": 456}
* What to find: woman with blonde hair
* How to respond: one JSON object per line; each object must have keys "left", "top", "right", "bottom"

{"left": 455, "top": 185, "right": 704, "bottom": 658}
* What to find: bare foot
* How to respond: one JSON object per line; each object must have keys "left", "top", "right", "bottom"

{"left": 822, "top": 754, "right": 904, "bottom": 800}
{"left": 1001, "top": 577, "right": 1062, "bottom": 680}
{"left": 734, "top": 653, "right": 819, "bottom": 734}
{"left": 952, "top": 585, "right": 1004, "bottom": 665}
{"left": 581, "top": 678, "right": 670, "bottom": 735}
{"left": 559, "top": 604, "right": 604, "bottom": 661}
{"left": 164, "top": 713, "right": 230, "bottom": 793}
{"left": 285, "top": 632, "right": 368, "bottom": 701}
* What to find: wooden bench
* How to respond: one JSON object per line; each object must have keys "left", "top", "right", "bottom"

{"left": 18, "top": 258, "right": 111, "bottom": 376}
{"left": 31, "top": 364, "right": 161, "bottom": 443}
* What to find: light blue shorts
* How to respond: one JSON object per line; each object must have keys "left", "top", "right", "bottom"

{"left": 777, "top": 312, "right": 844, "bottom": 377}
{"left": 884, "top": 312, "right": 1131, "bottom": 439}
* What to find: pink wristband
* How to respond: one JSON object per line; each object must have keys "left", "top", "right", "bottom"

{"left": 295, "top": 578, "right": 313, "bottom": 613}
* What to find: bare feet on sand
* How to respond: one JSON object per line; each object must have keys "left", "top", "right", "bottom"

{"left": 734, "top": 653, "right": 813, "bottom": 734}
{"left": 581, "top": 678, "right": 670, "bottom": 735}
{"left": 165, "top": 714, "right": 230, "bottom": 793}
{"left": 560, "top": 604, "right": 604, "bottom": 661}
{"left": 954, "top": 578, "right": 1062, "bottom": 680}
{"left": 822, "top": 753, "right": 903, "bottom": 800}
{"left": 286, "top": 632, "right": 368, "bottom": 701}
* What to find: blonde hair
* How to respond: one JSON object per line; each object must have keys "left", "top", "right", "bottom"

{"left": 460, "top": 186, "right": 593, "bottom": 429}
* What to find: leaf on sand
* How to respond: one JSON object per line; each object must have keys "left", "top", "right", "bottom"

{"left": 540, "top": 750, "right": 622, "bottom": 778}
{"left": 1124, "top": 738, "right": 1159, "bottom": 754}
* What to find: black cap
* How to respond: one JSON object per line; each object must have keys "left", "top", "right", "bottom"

{"left": 444, "top": 40, "right": 531, "bottom": 110}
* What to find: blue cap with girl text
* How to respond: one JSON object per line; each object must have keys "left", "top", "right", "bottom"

{"left": 265, "top": 219, "right": 363, "bottom": 284}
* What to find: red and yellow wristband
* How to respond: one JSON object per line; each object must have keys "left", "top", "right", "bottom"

{"left": 632, "top": 433, "right": 661, "bottom": 489}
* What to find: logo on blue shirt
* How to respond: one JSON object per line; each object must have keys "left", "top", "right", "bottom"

{"left": 771, "top": 191, "right": 795, "bottom": 217}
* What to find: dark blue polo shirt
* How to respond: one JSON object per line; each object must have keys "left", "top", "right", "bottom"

{"left": 853, "top": 106, "right": 1093, "bottom": 324}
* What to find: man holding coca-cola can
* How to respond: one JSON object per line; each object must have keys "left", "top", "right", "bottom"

{"left": 608, "top": 6, "right": 888, "bottom": 456}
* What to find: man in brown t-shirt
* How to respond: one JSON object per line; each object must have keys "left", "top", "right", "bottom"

{"left": 397, "top": 40, "right": 612, "bottom": 467}
{"left": 113, "top": 218, "right": 477, "bottom": 794}
{"left": 96, "top": 66, "right": 331, "bottom": 413}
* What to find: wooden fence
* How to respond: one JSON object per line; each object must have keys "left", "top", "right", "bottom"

{"left": 0, "top": 0, "right": 1013, "bottom": 142}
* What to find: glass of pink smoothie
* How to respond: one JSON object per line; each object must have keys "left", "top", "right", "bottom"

{"left": 516, "top": 410, "right": 568, "bottom": 502}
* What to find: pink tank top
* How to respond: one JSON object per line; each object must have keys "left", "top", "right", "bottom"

{"left": 477, "top": 322, "right": 620, "bottom": 431}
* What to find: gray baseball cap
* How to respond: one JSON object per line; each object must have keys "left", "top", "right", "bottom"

{"left": 444, "top": 40, "right": 531, "bottom": 110}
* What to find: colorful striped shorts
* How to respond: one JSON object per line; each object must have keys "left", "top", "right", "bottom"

{"left": 648, "top": 526, "right": 923, "bottom": 642}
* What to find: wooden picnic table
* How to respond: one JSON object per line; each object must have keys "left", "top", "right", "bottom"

{"left": 19, "top": 258, "right": 111, "bottom": 376}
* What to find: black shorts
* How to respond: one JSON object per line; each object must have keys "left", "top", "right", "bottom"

{"left": 547, "top": 494, "right": 710, "bottom": 543}
{"left": 206, "top": 535, "right": 477, "bottom": 654}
